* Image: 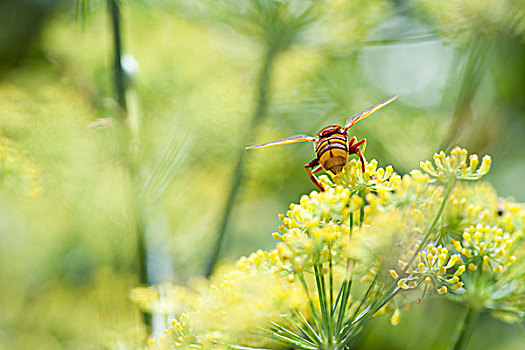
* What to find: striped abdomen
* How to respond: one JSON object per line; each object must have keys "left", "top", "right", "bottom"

{"left": 314, "top": 126, "right": 349, "bottom": 174}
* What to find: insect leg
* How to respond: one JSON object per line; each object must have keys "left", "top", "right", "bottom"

{"left": 353, "top": 138, "right": 367, "bottom": 151}
{"left": 348, "top": 136, "right": 357, "bottom": 147}
{"left": 305, "top": 159, "right": 325, "bottom": 191}
{"left": 349, "top": 138, "right": 368, "bottom": 172}
{"left": 356, "top": 148, "right": 366, "bottom": 173}
{"left": 312, "top": 164, "right": 323, "bottom": 174}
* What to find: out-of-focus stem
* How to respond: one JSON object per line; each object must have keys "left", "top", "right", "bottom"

{"left": 107, "top": 0, "right": 150, "bottom": 328}
{"left": 126, "top": 86, "right": 151, "bottom": 328}
{"left": 441, "top": 39, "right": 488, "bottom": 150}
{"left": 449, "top": 306, "right": 480, "bottom": 350}
{"left": 205, "top": 47, "right": 277, "bottom": 277}
{"left": 108, "top": 0, "right": 126, "bottom": 111}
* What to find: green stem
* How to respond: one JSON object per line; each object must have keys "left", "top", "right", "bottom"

{"left": 329, "top": 241, "right": 334, "bottom": 320}
{"left": 205, "top": 47, "right": 277, "bottom": 277}
{"left": 314, "top": 263, "right": 330, "bottom": 342}
{"left": 359, "top": 200, "right": 365, "bottom": 227}
{"left": 298, "top": 272, "right": 324, "bottom": 336}
{"left": 440, "top": 39, "right": 488, "bottom": 150}
{"left": 334, "top": 210, "right": 354, "bottom": 336}
{"left": 339, "top": 272, "right": 379, "bottom": 339}
{"left": 270, "top": 322, "right": 317, "bottom": 348}
{"left": 328, "top": 242, "right": 334, "bottom": 344}
{"left": 107, "top": 0, "right": 126, "bottom": 111}
{"left": 401, "top": 177, "right": 456, "bottom": 276}
{"left": 334, "top": 278, "right": 352, "bottom": 336}
{"left": 340, "top": 285, "right": 401, "bottom": 346}
{"left": 292, "top": 310, "right": 323, "bottom": 345}
{"left": 349, "top": 211, "right": 353, "bottom": 236}
{"left": 449, "top": 306, "right": 481, "bottom": 350}
{"left": 127, "top": 88, "right": 150, "bottom": 329}
{"left": 108, "top": 0, "right": 150, "bottom": 329}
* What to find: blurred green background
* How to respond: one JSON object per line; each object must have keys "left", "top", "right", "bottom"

{"left": 0, "top": 0, "right": 524, "bottom": 349}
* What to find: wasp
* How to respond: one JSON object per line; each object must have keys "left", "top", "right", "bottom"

{"left": 246, "top": 95, "right": 398, "bottom": 191}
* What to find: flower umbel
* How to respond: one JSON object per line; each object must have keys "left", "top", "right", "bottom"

{"left": 419, "top": 146, "right": 491, "bottom": 183}
{"left": 395, "top": 244, "right": 465, "bottom": 295}
{"left": 452, "top": 225, "right": 520, "bottom": 273}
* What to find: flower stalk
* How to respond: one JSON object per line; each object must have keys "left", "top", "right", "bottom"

{"left": 449, "top": 306, "right": 481, "bottom": 350}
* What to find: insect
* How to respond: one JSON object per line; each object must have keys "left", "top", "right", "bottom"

{"left": 246, "top": 95, "right": 398, "bottom": 191}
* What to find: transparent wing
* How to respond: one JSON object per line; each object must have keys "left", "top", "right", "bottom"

{"left": 344, "top": 95, "right": 398, "bottom": 131}
{"left": 246, "top": 134, "right": 315, "bottom": 149}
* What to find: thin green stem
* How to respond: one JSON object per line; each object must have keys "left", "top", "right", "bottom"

{"left": 123, "top": 82, "right": 150, "bottom": 330}
{"left": 334, "top": 209, "right": 354, "bottom": 337}
{"left": 449, "top": 306, "right": 481, "bottom": 350}
{"left": 107, "top": 0, "right": 126, "bottom": 111}
{"left": 332, "top": 280, "right": 345, "bottom": 315}
{"left": 349, "top": 211, "right": 354, "bottom": 235}
{"left": 401, "top": 177, "right": 456, "bottom": 277}
{"left": 329, "top": 242, "right": 334, "bottom": 336}
{"left": 339, "top": 272, "right": 379, "bottom": 338}
{"left": 314, "top": 263, "right": 330, "bottom": 342}
{"left": 359, "top": 202, "right": 365, "bottom": 227}
{"left": 229, "top": 345, "right": 273, "bottom": 350}
{"left": 267, "top": 331, "right": 317, "bottom": 350}
{"left": 328, "top": 242, "right": 334, "bottom": 319}
{"left": 298, "top": 272, "right": 324, "bottom": 337}
{"left": 293, "top": 310, "right": 323, "bottom": 345}
{"left": 340, "top": 286, "right": 401, "bottom": 346}
{"left": 335, "top": 278, "right": 352, "bottom": 336}
{"left": 270, "top": 322, "right": 317, "bottom": 348}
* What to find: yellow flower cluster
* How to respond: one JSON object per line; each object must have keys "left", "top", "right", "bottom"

{"left": 143, "top": 265, "right": 306, "bottom": 349}
{"left": 496, "top": 200, "right": 525, "bottom": 235}
{"left": 451, "top": 225, "right": 520, "bottom": 273}
{"left": 332, "top": 158, "right": 401, "bottom": 194}
{"left": 348, "top": 210, "right": 421, "bottom": 276}
{"left": 393, "top": 243, "right": 465, "bottom": 295}
{"left": 444, "top": 182, "right": 498, "bottom": 231}
{"left": 135, "top": 147, "right": 524, "bottom": 348}
{"left": 273, "top": 188, "right": 353, "bottom": 273}
{"left": 273, "top": 159, "right": 407, "bottom": 274}
{"left": 236, "top": 249, "right": 283, "bottom": 274}
{"left": 147, "top": 314, "right": 196, "bottom": 350}
{"left": 419, "top": 146, "right": 491, "bottom": 183}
